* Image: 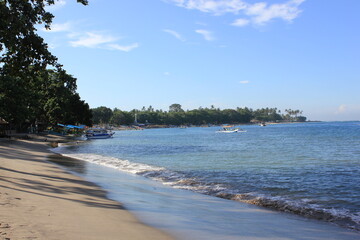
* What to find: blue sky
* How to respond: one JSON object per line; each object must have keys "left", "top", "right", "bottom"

{"left": 40, "top": 0, "right": 360, "bottom": 121}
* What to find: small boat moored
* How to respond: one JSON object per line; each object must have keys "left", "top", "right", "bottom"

{"left": 85, "top": 128, "right": 115, "bottom": 139}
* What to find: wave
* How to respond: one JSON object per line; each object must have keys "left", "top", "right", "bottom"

{"left": 54, "top": 153, "right": 165, "bottom": 175}
{"left": 51, "top": 149, "right": 360, "bottom": 231}
{"left": 215, "top": 192, "right": 360, "bottom": 231}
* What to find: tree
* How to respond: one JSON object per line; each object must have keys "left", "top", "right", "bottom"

{"left": 35, "top": 69, "right": 91, "bottom": 126}
{"left": 253, "top": 108, "right": 283, "bottom": 122}
{"left": 0, "top": 68, "right": 91, "bottom": 130}
{"left": 91, "top": 106, "right": 113, "bottom": 124}
{"left": 296, "top": 116, "right": 307, "bottom": 122}
{"left": 111, "top": 108, "right": 126, "bottom": 125}
{"left": 147, "top": 105, "right": 154, "bottom": 112}
{"left": 284, "top": 109, "right": 304, "bottom": 122}
{"left": 40, "top": 70, "right": 77, "bottom": 124}
{"left": 186, "top": 110, "right": 203, "bottom": 125}
{"left": 66, "top": 93, "right": 92, "bottom": 126}
{"left": 222, "top": 109, "right": 240, "bottom": 123}
{"left": 236, "top": 107, "right": 252, "bottom": 123}
{"left": 0, "top": 75, "right": 30, "bottom": 128}
{"left": 0, "top": 0, "right": 88, "bottom": 75}
{"left": 0, "top": 0, "right": 90, "bottom": 130}
{"left": 88, "top": 104, "right": 306, "bottom": 126}
{"left": 169, "top": 103, "right": 184, "bottom": 113}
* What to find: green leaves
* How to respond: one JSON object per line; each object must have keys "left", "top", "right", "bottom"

{"left": 0, "top": 68, "right": 92, "bottom": 130}
{"left": 0, "top": 0, "right": 87, "bottom": 74}
{"left": 92, "top": 106, "right": 113, "bottom": 124}
{"left": 0, "top": 75, "right": 30, "bottom": 125}
{"left": 90, "top": 105, "right": 306, "bottom": 126}
{"left": 0, "top": 1, "right": 90, "bottom": 130}
{"left": 169, "top": 103, "right": 184, "bottom": 113}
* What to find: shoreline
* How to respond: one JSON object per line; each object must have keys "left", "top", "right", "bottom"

{"left": 0, "top": 138, "right": 173, "bottom": 240}
{"left": 2, "top": 132, "right": 360, "bottom": 239}
{"left": 92, "top": 120, "right": 315, "bottom": 131}
{"left": 50, "top": 138, "right": 360, "bottom": 240}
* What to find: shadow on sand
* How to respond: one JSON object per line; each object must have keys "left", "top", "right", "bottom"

{"left": 0, "top": 140, "right": 125, "bottom": 210}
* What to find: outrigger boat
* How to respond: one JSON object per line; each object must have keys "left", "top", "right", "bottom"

{"left": 217, "top": 125, "right": 246, "bottom": 133}
{"left": 85, "top": 128, "right": 115, "bottom": 139}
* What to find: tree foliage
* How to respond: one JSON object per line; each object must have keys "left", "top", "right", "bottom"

{"left": 169, "top": 103, "right": 184, "bottom": 113}
{"left": 92, "top": 106, "right": 113, "bottom": 125}
{"left": 253, "top": 108, "right": 283, "bottom": 122}
{"left": 91, "top": 104, "right": 307, "bottom": 126}
{"left": 0, "top": 0, "right": 88, "bottom": 74}
{"left": 0, "top": 75, "right": 29, "bottom": 126}
{"left": 0, "top": 69, "right": 92, "bottom": 130}
{"left": 0, "top": 0, "right": 91, "bottom": 131}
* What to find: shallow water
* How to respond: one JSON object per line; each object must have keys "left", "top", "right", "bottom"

{"left": 48, "top": 154, "right": 360, "bottom": 240}
{"left": 51, "top": 122, "right": 360, "bottom": 234}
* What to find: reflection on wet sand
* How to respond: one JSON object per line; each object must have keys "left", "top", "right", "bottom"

{"left": 47, "top": 154, "right": 87, "bottom": 174}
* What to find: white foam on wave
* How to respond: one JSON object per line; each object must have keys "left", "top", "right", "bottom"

{"left": 58, "top": 153, "right": 165, "bottom": 175}
{"left": 49, "top": 142, "right": 81, "bottom": 154}
{"left": 50, "top": 143, "right": 165, "bottom": 175}
{"left": 215, "top": 191, "right": 360, "bottom": 230}
{"left": 141, "top": 170, "right": 228, "bottom": 193}
{"left": 52, "top": 146, "right": 228, "bottom": 194}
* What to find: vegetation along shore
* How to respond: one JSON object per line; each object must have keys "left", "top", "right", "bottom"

{"left": 91, "top": 104, "right": 307, "bottom": 127}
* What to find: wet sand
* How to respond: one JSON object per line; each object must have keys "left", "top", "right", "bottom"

{"left": 0, "top": 138, "right": 173, "bottom": 240}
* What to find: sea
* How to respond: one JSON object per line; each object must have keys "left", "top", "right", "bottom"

{"left": 50, "top": 121, "right": 360, "bottom": 239}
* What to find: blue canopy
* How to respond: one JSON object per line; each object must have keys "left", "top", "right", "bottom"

{"left": 57, "top": 123, "right": 85, "bottom": 129}
{"left": 66, "top": 125, "right": 85, "bottom": 129}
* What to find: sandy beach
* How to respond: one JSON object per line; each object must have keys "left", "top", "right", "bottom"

{"left": 0, "top": 138, "right": 173, "bottom": 240}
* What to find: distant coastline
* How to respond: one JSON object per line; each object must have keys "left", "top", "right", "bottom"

{"left": 91, "top": 105, "right": 308, "bottom": 128}
{"left": 102, "top": 120, "right": 315, "bottom": 131}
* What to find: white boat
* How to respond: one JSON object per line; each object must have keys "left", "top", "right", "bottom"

{"left": 217, "top": 126, "right": 246, "bottom": 133}
{"left": 85, "top": 129, "right": 115, "bottom": 139}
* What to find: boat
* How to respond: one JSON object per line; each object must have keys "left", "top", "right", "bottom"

{"left": 217, "top": 126, "right": 246, "bottom": 133}
{"left": 85, "top": 128, "right": 115, "bottom": 139}
{"left": 259, "top": 122, "right": 266, "bottom": 126}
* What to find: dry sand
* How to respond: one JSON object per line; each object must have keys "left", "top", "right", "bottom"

{"left": 0, "top": 138, "right": 174, "bottom": 240}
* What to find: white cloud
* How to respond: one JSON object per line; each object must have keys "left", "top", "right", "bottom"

{"left": 43, "top": 24, "right": 139, "bottom": 52}
{"left": 40, "top": 18, "right": 139, "bottom": 52}
{"left": 44, "top": 22, "right": 72, "bottom": 32}
{"left": 163, "top": 29, "right": 186, "bottom": 41}
{"left": 232, "top": 18, "right": 250, "bottom": 27}
{"left": 108, "top": 43, "right": 139, "bottom": 52}
{"left": 245, "top": 0, "right": 305, "bottom": 25}
{"left": 167, "top": 0, "right": 305, "bottom": 26}
{"left": 168, "top": 0, "right": 247, "bottom": 15}
{"left": 336, "top": 104, "right": 347, "bottom": 114}
{"left": 332, "top": 104, "right": 360, "bottom": 120}
{"left": 195, "top": 29, "right": 215, "bottom": 41}
{"left": 45, "top": 0, "right": 67, "bottom": 11}
{"left": 69, "top": 32, "right": 139, "bottom": 52}
{"left": 69, "top": 32, "right": 119, "bottom": 48}
{"left": 239, "top": 80, "right": 250, "bottom": 84}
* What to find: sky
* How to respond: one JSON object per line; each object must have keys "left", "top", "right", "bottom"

{"left": 40, "top": 0, "right": 360, "bottom": 121}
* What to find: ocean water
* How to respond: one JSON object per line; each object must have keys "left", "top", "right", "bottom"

{"left": 51, "top": 122, "right": 360, "bottom": 237}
